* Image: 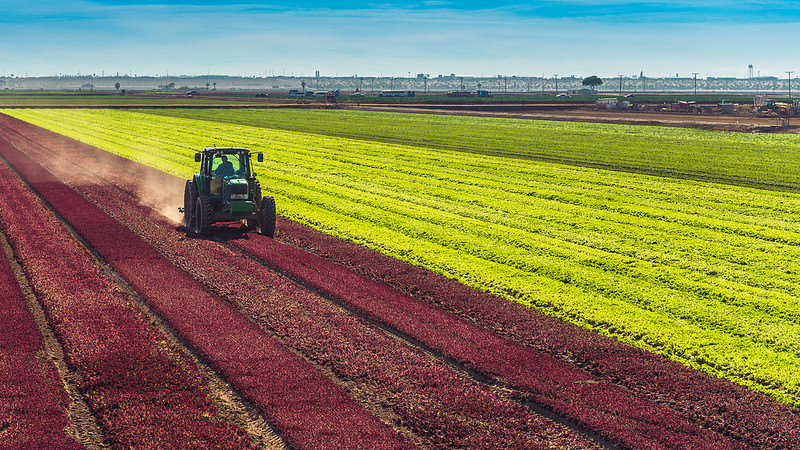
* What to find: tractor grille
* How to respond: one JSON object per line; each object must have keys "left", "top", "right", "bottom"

{"left": 229, "top": 183, "right": 248, "bottom": 200}
{"left": 230, "top": 184, "right": 248, "bottom": 195}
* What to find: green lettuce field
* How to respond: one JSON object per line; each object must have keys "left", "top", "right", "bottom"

{"left": 6, "top": 108, "right": 800, "bottom": 406}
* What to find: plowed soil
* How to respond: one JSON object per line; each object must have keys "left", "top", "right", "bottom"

{"left": 349, "top": 102, "right": 800, "bottom": 133}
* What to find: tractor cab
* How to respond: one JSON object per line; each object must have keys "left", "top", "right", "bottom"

{"left": 198, "top": 148, "right": 258, "bottom": 197}
{"left": 182, "top": 146, "right": 275, "bottom": 237}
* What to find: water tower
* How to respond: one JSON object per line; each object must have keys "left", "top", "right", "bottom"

{"left": 748, "top": 64, "right": 754, "bottom": 79}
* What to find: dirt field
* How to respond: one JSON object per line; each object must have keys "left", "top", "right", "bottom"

{"left": 347, "top": 102, "right": 800, "bottom": 133}
{"left": 2, "top": 113, "right": 799, "bottom": 448}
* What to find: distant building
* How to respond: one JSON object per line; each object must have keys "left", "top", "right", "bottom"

{"left": 567, "top": 88, "right": 594, "bottom": 95}
{"left": 596, "top": 98, "right": 618, "bottom": 109}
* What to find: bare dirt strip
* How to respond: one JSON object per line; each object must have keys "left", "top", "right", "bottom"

{"left": 348, "top": 103, "right": 800, "bottom": 133}
{"left": 1, "top": 112, "right": 799, "bottom": 448}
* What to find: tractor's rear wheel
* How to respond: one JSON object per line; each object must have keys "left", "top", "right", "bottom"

{"left": 259, "top": 196, "right": 276, "bottom": 237}
{"left": 183, "top": 180, "right": 198, "bottom": 227}
{"left": 195, "top": 196, "right": 213, "bottom": 235}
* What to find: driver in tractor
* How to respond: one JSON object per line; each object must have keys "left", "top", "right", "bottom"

{"left": 210, "top": 154, "right": 235, "bottom": 195}
{"left": 214, "top": 155, "right": 235, "bottom": 177}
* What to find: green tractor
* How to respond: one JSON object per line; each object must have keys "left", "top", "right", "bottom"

{"left": 182, "top": 146, "right": 276, "bottom": 237}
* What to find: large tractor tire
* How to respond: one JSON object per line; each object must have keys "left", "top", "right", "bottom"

{"left": 244, "top": 179, "right": 263, "bottom": 230}
{"left": 259, "top": 196, "right": 276, "bottom": 238}
{"left": 253, "top": 179, "right": 262, "bottom": 205}
{"left": 195, "top": 195, "right": 213, "bottom": 235}
{"left": 183, "top": 180, "right": 198, "bottom": 227}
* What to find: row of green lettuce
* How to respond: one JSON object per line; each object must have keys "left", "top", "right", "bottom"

{"left": 145, "top": 108, "right": 800, "bottom": 191}
{"left": 4, "top": 108, "right": 800, "bottom": 406}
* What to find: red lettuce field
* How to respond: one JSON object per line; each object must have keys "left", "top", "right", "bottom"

{"left": 1, "top": 112, "right": 798, "bottom": 448}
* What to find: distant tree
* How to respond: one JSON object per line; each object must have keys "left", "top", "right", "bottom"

{"left": 114, "top": 82, "right": 120, "bottom": 91}
{"left": 582, "top": 75, "right": 603, "bottom": 91}
{"left": 206, "top": 82, "right": 210, "bottom": 90}
{"left": 213, "top": 82, "right": 217, "bottom": 90}
{"left": 301, "top": 80, "right": 306, "bottom": 94}
{"left": 167, "top": 82, "right": 175, "bottom": 90}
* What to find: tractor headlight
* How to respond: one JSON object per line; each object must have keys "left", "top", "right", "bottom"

{"left": 230, "top": 193, "right": 248, "bottom": 200}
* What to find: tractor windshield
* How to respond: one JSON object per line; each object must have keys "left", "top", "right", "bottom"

{"left": 211, "top": 152, "right": 249, "bottom": 178}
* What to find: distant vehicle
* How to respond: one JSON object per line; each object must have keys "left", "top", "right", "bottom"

{"left": 556, "top": 93, "right": 570, "bottom": 98}
{"left": 186, "top": 90, "right": 198, "bottom": 95}
{"left": 624, "top": 94, "right": 634, "bottom": 98}
{"left": 379, "top": 90, "right": 406, "bottom": 97}
{"left": 447, "top": 91, "right": 474, "bottom": 98}
{"left": 350, "top": 92, "right": 364, "bottom": 97}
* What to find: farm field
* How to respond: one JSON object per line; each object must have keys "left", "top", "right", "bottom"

{"left": 1, "top": 108, "right": 800, "bottom": 448}
{"left": 147, "top": 108, "right": 800, "bottom": 189}
{"left": 0, "top": 93, "right": 263, "bottom": 107}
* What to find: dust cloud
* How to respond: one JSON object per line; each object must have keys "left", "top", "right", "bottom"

{"left": 50, "top": 143, "right": 185, "bottom": 225}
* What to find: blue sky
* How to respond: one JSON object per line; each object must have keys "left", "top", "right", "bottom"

{"left": 1, "top": 1, "right": 798, "bottom": 78}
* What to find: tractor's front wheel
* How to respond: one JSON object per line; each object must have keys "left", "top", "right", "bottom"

{"left": 183, "top": 180, "right": 198, "bottom": 227}
{"left": 259, "top": 196, "right": 276, "bottom": 237}
{"left": 253, "top": 179, "right": 262, "bottom": 205}
{"left": 195, "top": 196, "right": 213, "bottom": 235}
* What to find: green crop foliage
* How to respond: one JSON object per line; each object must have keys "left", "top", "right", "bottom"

{"left": 0, "top": 94, "right": 259, "bottom": 107}
{"left": 6, "top": 107, "right": 800, "bottom": 406}
{"left": 146, "top": 108, "right": 800, "bottom": 191}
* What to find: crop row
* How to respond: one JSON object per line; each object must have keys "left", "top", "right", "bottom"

{"left": 0, "top": 143, "right": 253, "bottom": 447}
{"left": 0, "top": 122, "right": 410, "bottom": 448}
{"left": 8, "top": 108, "right": 800, "bottom": 406}
{"left": 0, "top": 226, "right": 80, "bottom": 448}
{"left": 274, "top": 217, "right": 800, "bottom": 448}
{"left": 1, "top": 114, "right": 615, "bottom": 448}
{"left": 0, "top": 112, "right": 751, "bottom": 448}
{"left": 146, "top": 108, "right": 800, "bottom": 189}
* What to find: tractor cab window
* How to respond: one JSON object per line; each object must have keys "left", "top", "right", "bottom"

{"left": 211, "top": 153, "right": 247, "bottom": 178}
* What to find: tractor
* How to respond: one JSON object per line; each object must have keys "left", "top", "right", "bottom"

{"left": 181, "top": 146, "right": 276, "bottom": 237}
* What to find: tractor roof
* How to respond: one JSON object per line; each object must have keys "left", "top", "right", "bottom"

{"left": 202, "top": 146, "right": 251, "bottom": 154}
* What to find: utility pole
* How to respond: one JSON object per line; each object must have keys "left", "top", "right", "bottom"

{"left": 693, "top": 72, "right": 699, "bottom": 101}
{"left": 618, "top": 75, "right": 623, "bottom": 96}
{"left": 554, "top": 74, "right": 558, "bottom": 95}
{"left": 787, "top": 71, "right": 794, "bottom": 127}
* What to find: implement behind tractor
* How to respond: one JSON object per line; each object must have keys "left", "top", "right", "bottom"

{"left": 181, "top": 146, "right": 276, "bottom": 236}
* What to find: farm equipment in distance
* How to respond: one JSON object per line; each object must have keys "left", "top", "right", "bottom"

{"left": 180, "top": 146, "right": 276, "bottom": 237}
